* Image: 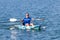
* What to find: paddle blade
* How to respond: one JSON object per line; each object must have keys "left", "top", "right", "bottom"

{"left": 9, "top": 18, "right": 17, "bottom": 22}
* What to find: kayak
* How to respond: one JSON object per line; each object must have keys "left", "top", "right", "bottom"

{"left": 14, "top": 25, "right": 41, "bottom": 30}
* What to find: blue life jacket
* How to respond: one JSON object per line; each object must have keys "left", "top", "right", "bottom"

{"left": 23, "top": 17, "right": 31, "bottom": 25}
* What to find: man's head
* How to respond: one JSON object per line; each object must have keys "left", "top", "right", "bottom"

{"left": 25, "top": 12, "right": 29, "bottom": 18}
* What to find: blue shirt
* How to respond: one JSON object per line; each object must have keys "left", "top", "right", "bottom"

{"left": 23, "top": 17, "right": 31, "bottom": 25}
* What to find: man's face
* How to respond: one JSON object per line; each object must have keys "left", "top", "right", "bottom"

{"left": 26, "top": 13, "right": 29, "bottom": 18}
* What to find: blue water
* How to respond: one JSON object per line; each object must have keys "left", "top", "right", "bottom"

{"left": 0, "top": 0, "right": 60, "bottom": 40}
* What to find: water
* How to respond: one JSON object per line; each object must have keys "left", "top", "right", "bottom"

{"left": 0, "top": 0, "right": 60, "bottom": 40}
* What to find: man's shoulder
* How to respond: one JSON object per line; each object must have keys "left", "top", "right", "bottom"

{"left": 28, "top": 17, "right": 31, "bottom": 19}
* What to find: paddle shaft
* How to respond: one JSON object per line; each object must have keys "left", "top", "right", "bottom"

{"left": 9, "top": 18, "right": 44, "bottom": 22}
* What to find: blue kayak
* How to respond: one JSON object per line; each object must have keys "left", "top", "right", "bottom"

{"left": 14, "top": 25, "right": 41, "bottom": 30}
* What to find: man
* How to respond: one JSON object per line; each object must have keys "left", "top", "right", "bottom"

{"left": 22, "top": 12, "right": 33, "bottom": 26}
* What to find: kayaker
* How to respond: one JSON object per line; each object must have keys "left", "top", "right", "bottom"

{"left": 22, "top": 12, "right": 33, "bottom": 26}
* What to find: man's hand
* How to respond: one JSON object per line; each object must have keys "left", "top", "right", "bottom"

{"left": 32, "top": 18, "right": 35, "bottom": 21}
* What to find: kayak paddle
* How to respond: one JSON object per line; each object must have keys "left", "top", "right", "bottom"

{"left": 9, "top": 18, "right": 44, "bottom": 22}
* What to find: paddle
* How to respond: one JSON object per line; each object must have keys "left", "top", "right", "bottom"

{"left": 9, "top": 18, "right": 44, "bottom": 22}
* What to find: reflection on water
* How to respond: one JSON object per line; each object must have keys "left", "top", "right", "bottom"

{"left": 10, "top": 30, "right": 17, "bottom": 40}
